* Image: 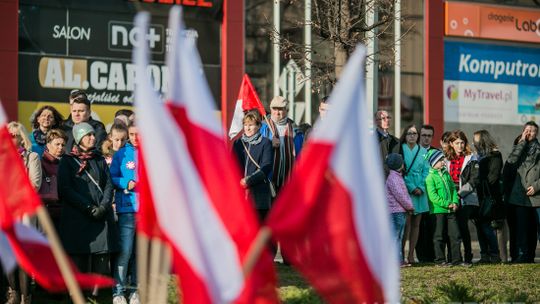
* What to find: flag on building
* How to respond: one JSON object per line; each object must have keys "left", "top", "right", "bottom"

{"left": 228, "top": 74, "right": 267, "bottom": 139}
{"left": 134, "top": 9, "right": 277, "bottom": 304}
{"left": 265, "top": 46, "right": 400, "bottom": 303}
{"left": 0, "top": 102, "right": 114, "bottom": 292}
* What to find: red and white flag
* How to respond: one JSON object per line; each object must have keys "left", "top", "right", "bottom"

{"left": 266, "top": 46, "right": 400, "bottom": 303}
{"left": 134, "top": 9, "right": 277, "bottom": 304}
{"left": 228, "top": 74, "right": 267, "bottom": 139}
{"left": 0, "top": 103, "right": 114, "bottom": 292}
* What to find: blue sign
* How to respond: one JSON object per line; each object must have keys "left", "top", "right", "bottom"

{"left": 445, "top": 41, "right": 540, "bottom": 87}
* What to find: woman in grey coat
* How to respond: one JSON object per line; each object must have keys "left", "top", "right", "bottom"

{"left": 58, "top": 122, "right": 119, "bottom": 294}
{"left": 505, "top": 121, "right": 540, "bottom": 263}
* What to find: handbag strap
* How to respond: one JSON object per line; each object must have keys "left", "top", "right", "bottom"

{"left": 404, "top": 146, "right": 421, "bottom": 176}
{"left": 241, "top": 141, "right": 261, "bottom": 170}
{"left": 73, "top": 158, "right": 104, "bottom": 195}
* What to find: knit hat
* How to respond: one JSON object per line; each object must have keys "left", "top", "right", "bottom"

{"left": 73, "top": 122, "right": 95, "bottom": 145}
{"left": 426, "top": 149, "right": 444, "bottom": 167}
{"left": 270, "top": 96, "right": 289, "bottom": 108}
{"left": 385, "top": 153, "right": 403, "bottom": 171}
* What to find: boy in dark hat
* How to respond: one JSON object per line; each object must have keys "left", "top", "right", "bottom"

{"left": 425, "top": 149, "right": 463, "bottom": 266}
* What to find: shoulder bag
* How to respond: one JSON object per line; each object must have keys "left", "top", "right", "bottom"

{"left": 241, "top": 141, "right": 277, "bottom": 198}
{"left": 479, "top": 181, "right": 495, "bottom": 219}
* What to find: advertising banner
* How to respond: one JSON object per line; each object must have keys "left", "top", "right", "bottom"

{"left": 444, "top": 41, "right": 540, "bottom": 125}
{"left": 18, "top": 1, "right": 221, "bottom": 128}
{"left": 445, "top": 2, "right": 540, "bottom": 44}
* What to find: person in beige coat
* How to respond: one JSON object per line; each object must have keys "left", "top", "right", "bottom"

{"left": 6, "top": 121, "right": 41, "bottom": 304}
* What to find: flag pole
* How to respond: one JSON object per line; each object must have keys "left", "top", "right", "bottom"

{"left": 147, "top": 238, "right": 164, "bottom": 303}
{"left": 156, "top": 244, "right": 171, "bottom": 304}
{"left": 137, "top": 233, "right": 150, "bottom": 304}
{"left": 242, "top": 226, "right": 272, "bottom": 277}
{"left": 35, "top": 206, "right": 86, "bottom": 304}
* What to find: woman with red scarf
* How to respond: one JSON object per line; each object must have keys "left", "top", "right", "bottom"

{"left": 58, "top": 122, "right": 119, "bottom": 297}
{"left": 444, "top": 130, "right": 479, "bottom": 266}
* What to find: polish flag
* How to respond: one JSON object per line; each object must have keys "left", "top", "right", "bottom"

{"left": 228, "top": 74, "right": 267, "bottom": 139}
{"left": 134, "top": 9, "right": 277, "bottom": 304}
{"left": 0, "top": 102, "right": 114, "bottom": 292}
{"left": 265, "top": 46, "right": 400, "bottom": 303}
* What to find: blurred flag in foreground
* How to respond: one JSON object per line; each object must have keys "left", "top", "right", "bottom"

{"left": 266, "top": 46, "right": 400, "bottom": 303}
{"left": 0, "top": 103, "right": 113, "bottom": 292}
{"left": 134, "top": 8, "right": 277, "bottom": 304}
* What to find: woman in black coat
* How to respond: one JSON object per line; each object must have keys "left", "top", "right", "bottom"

{"left": 58, "top": 122, "right": 119, "bottom": 289}
{"left": 473, "top": 130, "right": 502, "bottom": 263}
{"left": 233, "top": 111, "right": 274, "bottom": 222}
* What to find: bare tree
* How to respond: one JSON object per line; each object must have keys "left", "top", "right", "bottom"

{"left": 267, "top": 0, "right": 413, "bottom": 94}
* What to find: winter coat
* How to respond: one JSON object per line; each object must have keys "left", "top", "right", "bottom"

{"left": 386, "top": 170, "right": 414, "bottom": 213}
{"left": 40, "top": 151, "right": 62, "bottom": 220}
{"left": 58, "top": 153, "right": 119, "bottom": 254}
{"left": 477, "top": 151, "right": 503, "bottom": 205}
{"left": 110, "top": 143, "right": 138, "bottom": 213}
{"left": 426, "top": 167, "right": 459, "bottom": 214}
{"left": 22, "top": 150, "right": 42, "bottom": 190}
{"left": 401, "top": 144, "right": 430, "bottom": 214}
{"left": 447, "top": 154, "right": 480, "bottom": 206}
{"left": 62, "top": 117, "right": 107, "bottom": 153}
{"left": 29, "top": 133, "right": 45, "bottom": 157}
{"left": 233, "top": 137, "right": 273, "bottom": 210}
{"left": 506, "top": 139, "right": 540, "bottom": 207}
{"left": 377, "top": 129, "right": 399, "bottom": 176}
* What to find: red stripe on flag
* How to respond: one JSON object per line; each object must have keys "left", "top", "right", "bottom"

{"left": 267, "top": 142, "right": 385, "bottom": 303}
{"left": 5, "top": 226, "right": 114, "bottom": 292}
{"left": 137, "top": 146, "right": 165, "bottom": 240}
{"left": 0, "top": 127, "right": 42, "bottom": 229}
{"left": 166, "top": 103, "right": 279, "bottom": 303}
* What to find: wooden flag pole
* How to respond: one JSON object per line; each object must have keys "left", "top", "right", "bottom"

{"left": 242, "top": 226, "right": 272, "bottom": 278}
{"left": 156, "top": 244, "right": 172, "bottom": 304}
{"left": 35, "top": 206, "right": 86, "bottom": 304}
{"left": 137, "top": 233, "right": 150, "bottom": 304}
{"left": 147, "top": 238, "right": 164, "bottom": 303}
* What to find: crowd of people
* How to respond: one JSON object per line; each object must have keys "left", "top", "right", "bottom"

{"left": 2, "top": 90, "right": 138, "bottom": 304}
{"left": 2, "top": 91, "right": 539, "bottom": 303}
{"left": 377, "top": 110, "right": 540, "bottom": 267}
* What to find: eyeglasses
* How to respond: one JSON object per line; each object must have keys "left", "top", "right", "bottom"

{"left": 421, "top": 134, "right": 433, "bottom": 138}
{"left": 377, "top": 116, "right": 391, "bottom": 121}
{"left": 406, "top": 132, "right": 418, "bottom": 136}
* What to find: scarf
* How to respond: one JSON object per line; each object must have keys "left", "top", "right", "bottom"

{"left": 32, "top": 129, "right": 47, "bottom": 146}
{"left": 266, "top": 117, "right": 295, "bottom": 189}
{"left": 70, "top": 145, "right": 97, "bottom": 175}
{"left": 42, "top": 150, "right": 60, "bottom": 177}
{"left": 18, "top": 147, "right": 26, "bottom": 156}
{"left": 241, "top": 132, "right": 263, "bottom": 145}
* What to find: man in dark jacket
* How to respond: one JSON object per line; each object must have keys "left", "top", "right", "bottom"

{"left": 375, "top": 110, "right": 399, "bottom": 176}
{"left": 62, "top": 90, "right": 106, "bottom": 152}
{"left": 505, "top": 121, "right": 540, "bottom": 263}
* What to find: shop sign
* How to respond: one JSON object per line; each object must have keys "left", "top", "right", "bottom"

{"left": 445, "top": 2, "right": 540, "bottom": 44}
{"left": 444, "top": 41, "right": 540, "bottom": 125}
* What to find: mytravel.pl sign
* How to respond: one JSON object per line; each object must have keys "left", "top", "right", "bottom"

{"left": 444, "top": 41, "right": 540, "bottom": 125}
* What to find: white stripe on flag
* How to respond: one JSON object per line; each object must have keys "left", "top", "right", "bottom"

{"left": 134, "top": 11, "right": 244, "bottom": 303}
{"left": 311, "top": 46, "right": 400, "bottom": 304}
{"left": 0, "top": 230, "right": 16, "bottom": 274}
